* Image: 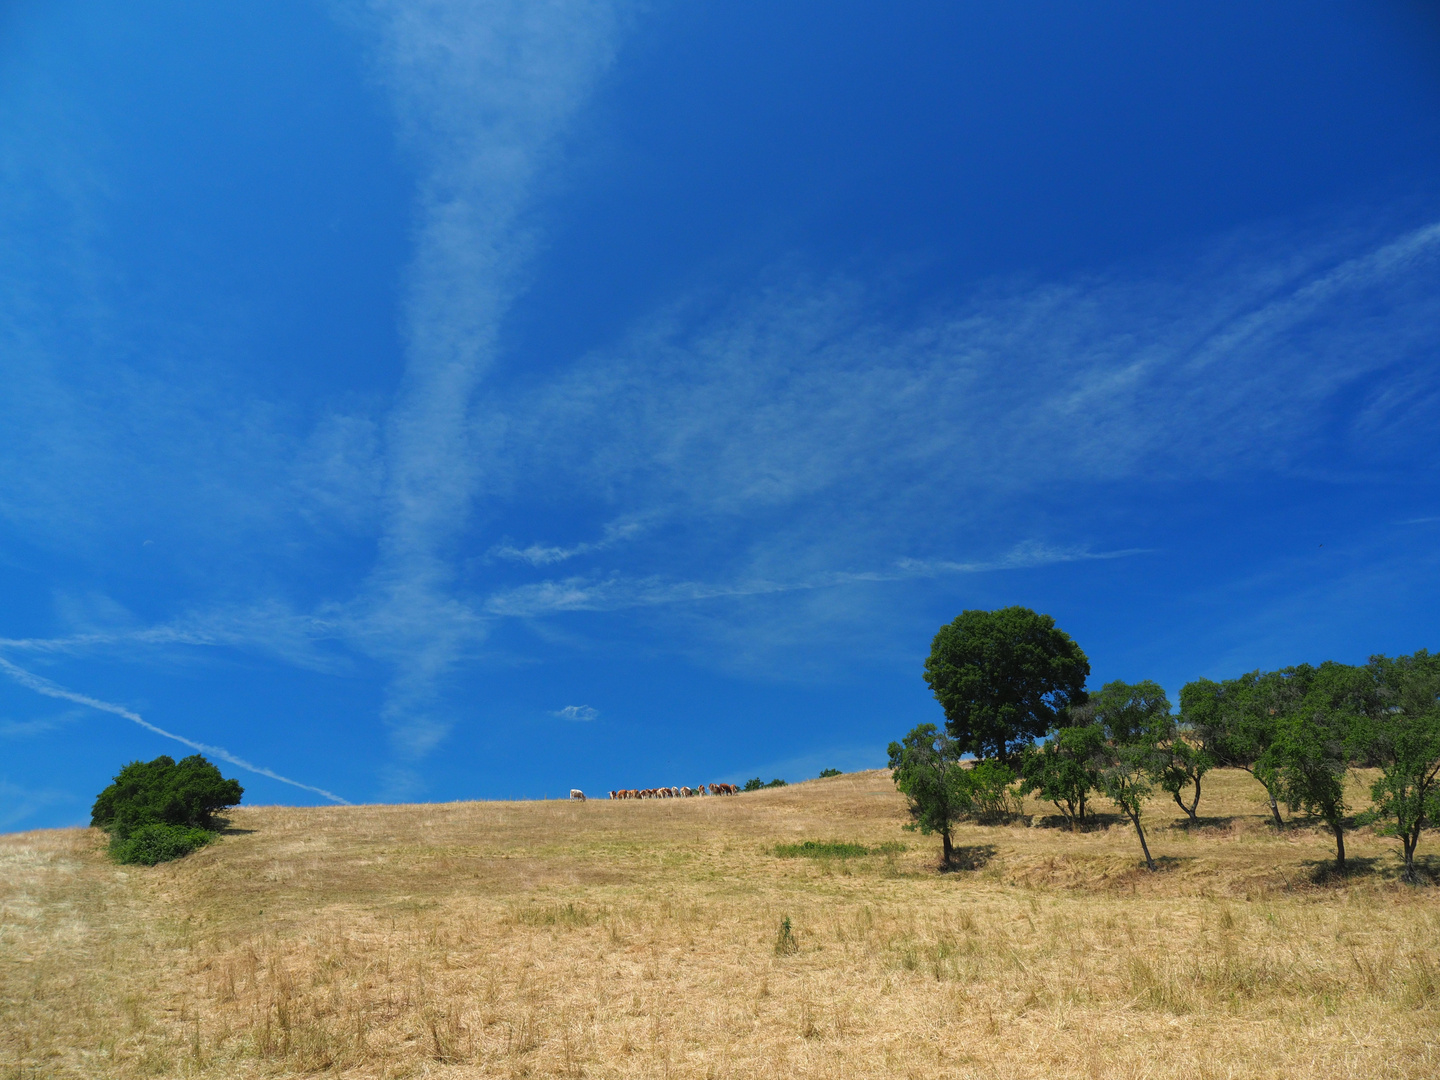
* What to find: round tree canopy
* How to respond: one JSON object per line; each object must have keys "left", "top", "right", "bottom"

{"left": 923, "top": 606, "right": 1089, "bottom": 762}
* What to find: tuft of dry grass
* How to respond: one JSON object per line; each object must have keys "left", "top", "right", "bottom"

{"left": 2, "top": 768, "right": 1438, "bottom": 1078}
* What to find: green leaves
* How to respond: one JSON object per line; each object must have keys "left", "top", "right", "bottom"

{"left": 1086, "top": 680, "right": 1173, "bottom": 871}
{"left": 742, "top": 777, "right": 788, "bottom": 791}
{"left": 1358, "top": 650, "right": 1440, "bottom": 881}
{"left": 1263, "top": 663, "right": 1367, "bottom": 866}
{"left": 1018, "top": 722, "right": 1104, "bottom": 830}
{"left": 109, "top": 823, "right": 214, "bottom": 866}
{"left": 91, "top": 754, "right": 242, "bottom": 863}
{"left": 924, "top": 607, "right": 1089, "bottom": 763}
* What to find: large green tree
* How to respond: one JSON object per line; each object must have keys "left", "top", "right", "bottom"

{"left": 1359, "top": 650, "right": 1440, "bottom": 882}
{"left": 923, "top": 607, "right": 1089, "bottom": 764}
{"left": 91, "top": 754, "right": 244, "bottom": 840}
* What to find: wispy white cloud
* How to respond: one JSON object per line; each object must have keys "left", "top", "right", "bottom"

{"left": 512, "top": 221, "right": 1440, "bottom": 534}
{"left": 342, "top": 0, "right": 628, "bottom": 761}
{"left": 0, "top": 707, "right": 83, "bottom": 739}
{"left": 0, "top": 656, "right": 350, "bottom": 804}
{"left": 484, "top": 543, "right": 1143, "bottom": 617}
{"left": 551, "top": 704, "right": 597, "bottom": 721}
{"left": 490, "top": 516, "right": 649, "bottom": 566}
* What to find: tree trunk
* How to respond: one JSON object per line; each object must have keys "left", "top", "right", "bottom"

{"left": 1242, "top": 766, "right": 1285, "bottom": 826}
{"left": 942, "top": 829, "right": 953, "bottom": 867}
{"left": 1331, "top": 821, "right": 1345, "bottom": 869}
{"left": 1128, "top": 808, "right": 1156, "bottom": 871}
{"left": 1078, "top": 791, "right": 1086, "bottom": 829}
{"left": 1265, "top": 787, "right": 1283, "bottom": 828}
{"left": 1171, "top": 780, "right": 1200, "bottom": 823}
{"left": 1403, "top": 826, "right": 1420, "bottom": 884}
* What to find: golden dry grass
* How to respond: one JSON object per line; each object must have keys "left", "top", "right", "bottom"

{"left": 2, "top": 768, "right": 1438, "bottom": 1079}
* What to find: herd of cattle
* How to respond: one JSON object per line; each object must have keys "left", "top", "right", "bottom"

{"left": 567, "top": 784, "right": 740, "bottom": 800}
{"left": 610, "top": 784, "right": 739, "bottom": 798}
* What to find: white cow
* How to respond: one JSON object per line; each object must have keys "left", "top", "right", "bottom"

{"left": 570, "top": 789, "right": 586, "bottom": 801}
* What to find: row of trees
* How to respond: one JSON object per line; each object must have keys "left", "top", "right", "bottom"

{"left": 890, "top": 608, "right": 1440, "bottom": 882}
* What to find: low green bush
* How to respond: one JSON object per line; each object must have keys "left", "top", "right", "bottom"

{"left": 773, "top": 840, "right": 906, "bottom": 859}
{"left": 110, "top": 823, "right": 214, "bottom": 866}
{"left": 743, "top": 777, "right": 789, "bottom": 791}
{"left": 818, "top": 768, "right": 842, "bottom": 778}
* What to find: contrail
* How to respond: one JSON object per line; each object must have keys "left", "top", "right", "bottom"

{"left": 0, "top": 655, "right": 350, "bottom": 805}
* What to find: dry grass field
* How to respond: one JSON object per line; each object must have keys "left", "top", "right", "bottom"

{"left": 3, "top": 767, "right": 1438, "bottom": 1079}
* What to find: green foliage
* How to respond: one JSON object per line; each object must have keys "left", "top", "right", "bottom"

{"left": 818, "top": 768, "right": 842, "bottom": 778}
{"left": 967, "top": 759, "right": 1020, "bottom": 821}
{"left": 923, "top": 606, "right": 1089, "bottom": 763}
{"left": 1266, "top": 662, "right": 1370, "bottom": 868}
{"left": 888, "top": 724, "right": 1020, "bottom": 863}
{"left": 1019, "top": 722, "right": 1104, "bottom": 830}
{"left": 109, "top": 823, "right": 213, "bottom": 866}
{"left": 1356, "top": 650, "right": 1440, "bottom": 882}
{"left": 1157, "top": 734, "right": 1214, "bottom": 824}
{"left": 888, "top": 724, "right": 970, "bottom": 864}
{"left": 743, "top": 777, "right": 788, "bottom": 791}
{"left": 1182, "top": 671, "right": 1286, "bottom": 826}
{"left": 91, "top": 754, "right": 242, "bottom": 861}
{"left": 773, "top": 840, "right": 904, "bottom": 859}
{"left": 1088, "top": 680, "right": 1173, "bottom": 871}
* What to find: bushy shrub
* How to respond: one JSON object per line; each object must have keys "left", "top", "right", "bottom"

{"left": 92, "top": 754, "right": 243, "bottom": 839}
{"left": 110, "top": 823, "right": 214, "bottom": 866}
{"left": 91, "top": 754, "right": 241, "bottom": 864}
{"left": 968, "top": 759, "right": 1020, "bottom": 821}
{"left": 818, "top": 768, "right": 842, "bottom": 778}
{"left": 742, "top": 777, "right": 788, "bottom": 791}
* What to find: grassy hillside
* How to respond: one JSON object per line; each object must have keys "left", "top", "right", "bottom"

{"left": 2, "top": 768, "right": 1437, "bottom": 1079}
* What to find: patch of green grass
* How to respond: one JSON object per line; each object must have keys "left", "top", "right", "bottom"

{"left": 773, "top": 840, "right": 905, "bottom": 859}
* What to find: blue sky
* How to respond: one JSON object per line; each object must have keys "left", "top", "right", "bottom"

{"left": 3, "top": 0, "right": 1440, "bottom": 828}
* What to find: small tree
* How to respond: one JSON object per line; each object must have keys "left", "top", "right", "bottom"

{"left": 1018, "top": 722, "right": 1104, "bottom": 831}
{"left": 968, "top": 759, "right": 1020, "bottom": 821}
{"left": 924, "top": 607, "right": 1090, "bottom": 765}
{"left": 1157, "top": 732, "right": 1212, "bottom": 824}
{"left": 1183, "top": 673, "right": 1285, "bottom": 827}
{"left": 1089, "top": 680, "right": 1171, "bottom": 871}
{"left": 1359, "top": 650, "right": 1440, "bottom": 882}
{"left": 1268, "top": 662, "right": 1368, "bottom": 870}
{"left": 888, "top": 724, "right": 972, "bottom": 865}
{"left": 818, "top": 768, "right": 842, "bottom": 778}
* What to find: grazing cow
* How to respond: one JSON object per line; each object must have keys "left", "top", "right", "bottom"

{"left": 679, "top": 786, "right": 692, "bottom": 797}
{"left": 570, "top": 789, "right": 586, "bottom": 801}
